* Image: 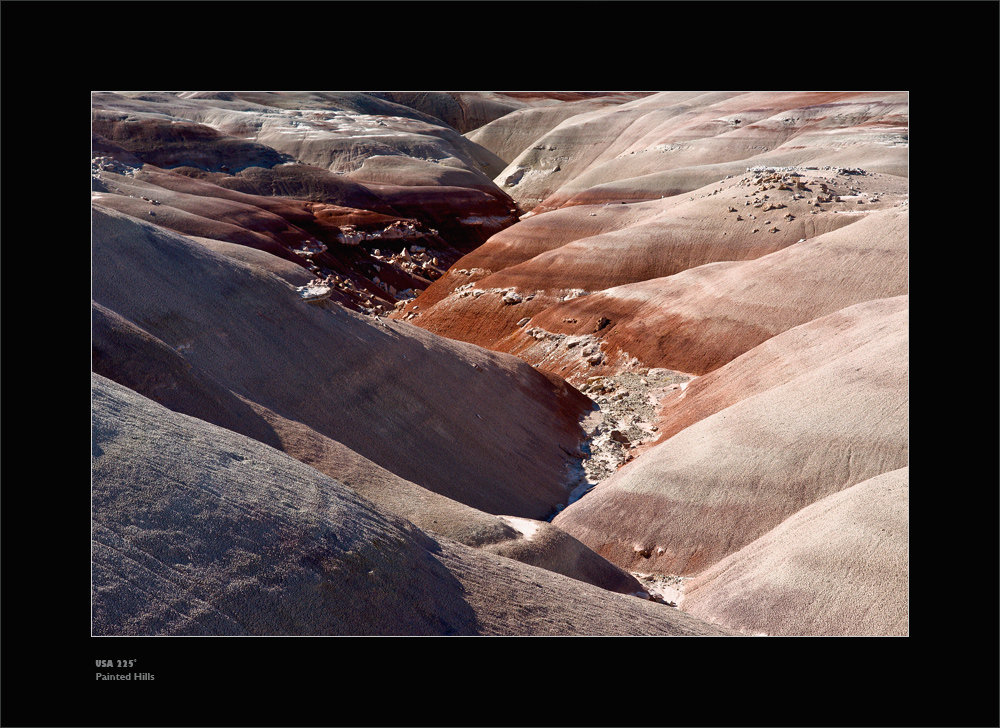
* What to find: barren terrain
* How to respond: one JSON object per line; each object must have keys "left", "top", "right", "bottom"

{"left": 92, "top": 91, "right": 907, "bottom": 637}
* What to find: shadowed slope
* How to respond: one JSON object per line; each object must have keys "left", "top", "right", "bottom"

{"left": 92, "top": 375, "right": 733, "bottom": 636}
{"left": 682, "top": 468, "right": 909, "bottom": 636}
{"left": 92, "top": 300, "right": 642, "bottom": 595}
{"left": 92, "top": 205, "right": 590, "bottom": 520}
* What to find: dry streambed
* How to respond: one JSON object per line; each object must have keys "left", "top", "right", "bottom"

{"left": 553, "top": 367, "right": 694, "bottom": 605}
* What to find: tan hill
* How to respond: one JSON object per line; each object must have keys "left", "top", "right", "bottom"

{"left": 681, "top": 468, "right": 909, "bottom": 637}
{"left": 652, "top": 296, "right": 909, "bottom": 441}
{"left": 92, "top": 374, "right": 734, "bottom": 636}
{"left": 551, "top": 297, "right": 908, "bottom": 577}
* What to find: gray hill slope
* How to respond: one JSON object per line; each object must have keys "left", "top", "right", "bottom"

{"left": 92, "top": 375, "right": 733, "bottom": 636}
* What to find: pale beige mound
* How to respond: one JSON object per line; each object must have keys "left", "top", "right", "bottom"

{"left": 466, "top": 94, "right": 649, "bottom": 164}
{"left": 498, "top": 90, "right": 908, "bottom": 214}
{"left": 552, "top": 299, "right": 908, "bottom": 577}
{"left": 93, "top": 375, "right": 733, "bottom": 636}
{"left": 496, "top": 91, "right": 739, "bottom": 212}
{"left": 682, "top": 468, "right": 909, "bottom": 637}
{"left": 92, "top": 205, "right": 590, "bottom": 521}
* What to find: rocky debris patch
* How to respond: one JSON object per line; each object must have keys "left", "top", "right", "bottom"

{"left": 369, "top": 242, "right": 449, "bottom": 286}
{"left": 298, "top": 240, "right": 462, "bottom": 319}
{"left": 632, "top": 572, "right": 688, "bottom": 607}
{"left": 92, "top": 154, "right": 142, "bottom": 180}
{"left": 732, "top": 165, "right": 905, "bottom": 212}
{"left": 557, "top": 368, "right": 692, "bottom": 508}
{"left": 295, "top": 283, "right": 333, "bottom": 303}
{"left": 336, "top": 220, "right": 433, "bottom": 246}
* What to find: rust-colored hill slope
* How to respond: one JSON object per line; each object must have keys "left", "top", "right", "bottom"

{"left": 551, "top": 297, "right": 907, "bottom": 577}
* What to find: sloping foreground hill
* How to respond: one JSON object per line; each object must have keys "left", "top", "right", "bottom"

{"left": 551, "top": 297, "right": 908, "bottom": 592}
{"left": 681, "top": 467, "right": 908, "bottom": 637}
{"left": 91, "top": 205, "right": 589, "bottom": 521}
{"left": 92, "top": 374, "right": 734, "bottom": 636}
{"left": 91, "top": 204, "right": 657, "bottom": 597}
{"left": 91, "top": 299, "right": 643, "bottom": 597}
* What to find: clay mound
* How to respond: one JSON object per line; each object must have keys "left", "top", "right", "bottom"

{"left": 496, "top": 91, "right": 735, "bottom": 212}
{"left": 91, "top": 300, "right": 640, "bottom": 596}
{"left": 91, "top": 172, "right": 317, "bottom": 266}
{"left": 522, "top": 206, "right": 908, "bottom": 378}
{"left": 92, "top": 205, "right": 591, "bottom": 520}
{"left": 561, "top": 150, "right": 908, "bottom": 209}
{"left": 371, "top": 92, "right": 651, "bottom": 136}
{"left": 552, "top": 301, "right": 908, "bottom": 576}
{"left": 346, "top": 154, "right": 505, "bottom": 197}
{"left": 151, "top": 91, "right": 512, "bottom": 188}
{"left": 93, "top": 92, "right": 521, "bottom": 251}
{"left": 495, "top": 91, "right": 907, "bottom": 214}
{"left": 93, "top": 375, "right": 733, "bottom": 635}
{"left": 91, "top": 107, "right": 291, "bottom": 173}
{"left": 682, "top": 468, "right": 909, "bottom": 636}
{"left": 467, "top": 94, "right": 650, "bottom": 164}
